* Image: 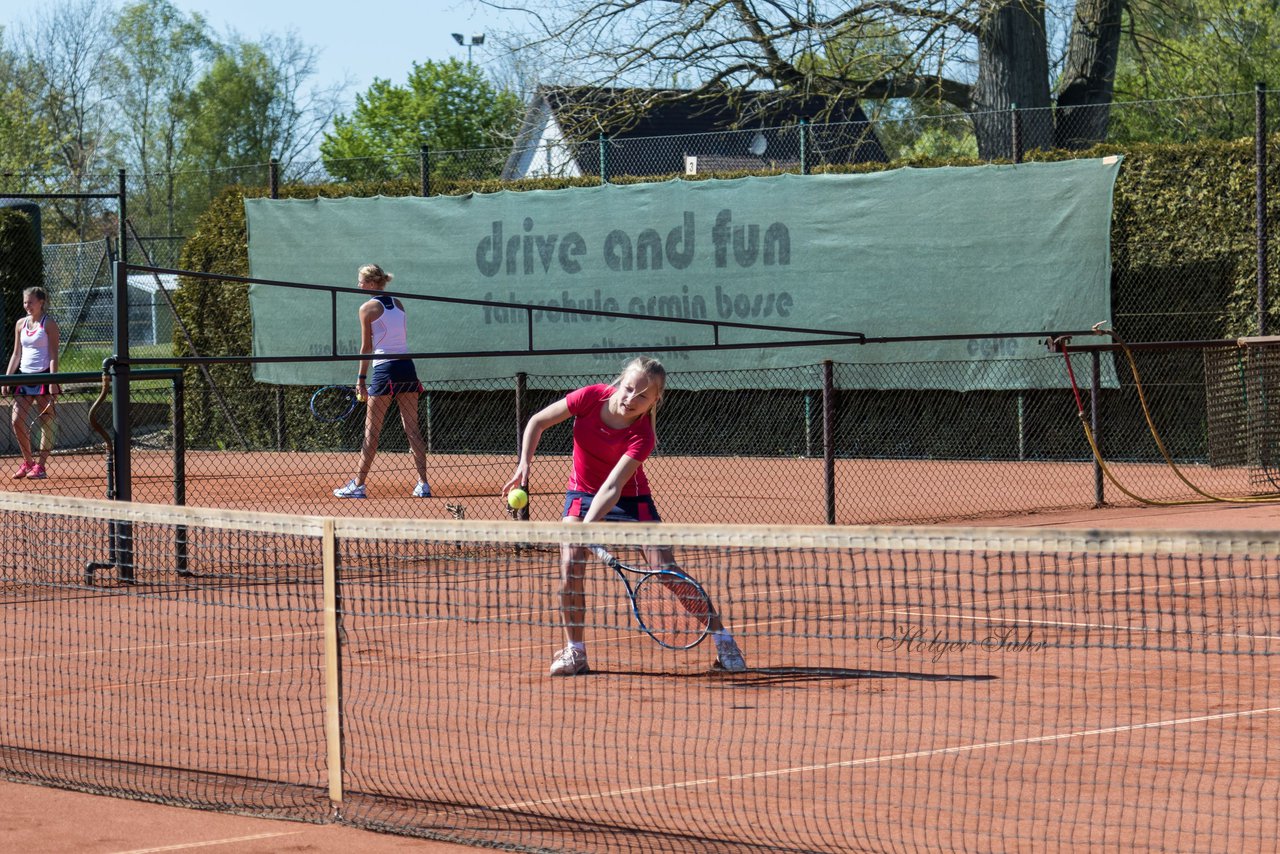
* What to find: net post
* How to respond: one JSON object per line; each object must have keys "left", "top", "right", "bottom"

{"left": 174, "top": 371, "right": 189, "bottom": 576}
{"left": 822, "top": 359, "right": 835, "bottom": 524}
{"left": 112, "top": 183, "right": 135, "bottom": 580}
{"left": 322, "top": 518, "right": 345, "bottom": 808}
{"left": 1091, "top": 350, "right": 1104, "bottom": 506}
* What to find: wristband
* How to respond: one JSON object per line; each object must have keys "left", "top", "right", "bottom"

{"left": 357, "top": 374, "right": 367, "bottom": 380}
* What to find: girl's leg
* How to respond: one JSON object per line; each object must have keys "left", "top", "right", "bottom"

{"left": 642, "top": 544, "right": 747, "bottom": 670}
{"left": 549, "top": 528, "right": 592, "bottom": 675}
{"left": 34, "top": 395, "right": 54, "bottom": 466}
{"left": 355, "top": 395, "right": 393, "bottom": 484}
{"left": 11, "top": 396, "right": 33, "bottom": 466}
{"left": 559, "top": 538, "right": 589, "bottom": 645}
{"left": 393, "top": 392, "right": 429, "bottom": 482}
{"left": 643, "top": 545, "right": 726, "bottom": 633}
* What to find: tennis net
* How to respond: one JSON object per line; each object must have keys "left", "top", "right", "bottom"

{"left": 1, "top": 491, "right": 1277, "bottom": 852}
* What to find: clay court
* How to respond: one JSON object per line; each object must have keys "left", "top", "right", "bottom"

{"left": 10, "top": 443, "right": 1277, "bottom": 526}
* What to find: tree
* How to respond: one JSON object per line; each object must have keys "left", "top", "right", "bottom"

{"left": 489, "top": 0, "right": 1125, "bottom": 159}
{"left": 320, "top": 59, "right": 523, "bottom": 182}
{"left": 109, "top": 0, "right": 215, "bottom": 235}
{"left": 0, "top": 26, "right": 60, "bottom": 188}
{"left": 178, "top": 32, "right": 344, "bottom": 190}
{"left": 1110, "top": 0, "right": 1280, "bottom": 142}
{"left": 18, "top": 0, "right": 120, "bottom": 239}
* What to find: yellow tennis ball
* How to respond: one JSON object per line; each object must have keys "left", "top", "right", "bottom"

{"left": 507, "top": 488, "right": 528, "bottom": 510}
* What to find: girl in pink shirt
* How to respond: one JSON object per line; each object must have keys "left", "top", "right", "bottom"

{"left": 504, "top": 356, "right": 747, "bottom": 676}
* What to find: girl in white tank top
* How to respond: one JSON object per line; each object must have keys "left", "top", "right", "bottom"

{"left": 332, "top": 265, "right": 431, "bottom": 499}
{"left": 5, "top": 286, "right": 60, "bottom": 478}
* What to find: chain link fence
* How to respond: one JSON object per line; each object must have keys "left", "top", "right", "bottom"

{"left": 1, "top": 341, "right": 1264, "bottom": 526}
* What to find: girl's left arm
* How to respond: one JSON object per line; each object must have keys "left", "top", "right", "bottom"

{"left": 45, "top": 318, "right": 60, "bottom": 394}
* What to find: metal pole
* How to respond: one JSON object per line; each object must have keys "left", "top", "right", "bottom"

{"left": 1091, "top": 351, "right": 1103, "bottom": 507}
{"left": 271, "top": 158, "right": 285, "bottom": 451}
{"left": 822, "top": 360, "right": 835, "bottom": 524}
{"left": 598, "top": 134, "right": 608, "bottom": 184}
{"left": 1011, "top": 103, "right": 1023, "bottom": 163}
{"left": 421, "top": 144, "right": 430, "bottom": 197}
{"left": 113, "top": 169, "right": 134, "bottom": 579}
{"left": 800, "top": 119, "right": 809, "bottom": 175}
{"left": 174, "top": 372, "right": 189, "bottom": 576}
{"left": 1257, "top": 82, "right": 1269, "bottom": 336}
{"left": 515, "top": 372, "right": 529, "bottom": 520}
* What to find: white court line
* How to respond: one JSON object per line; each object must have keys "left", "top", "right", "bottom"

{"left": 490, "top": 705, "right": 1280, "bottom": 812}
{"left": 112, "top": 831, "right": 304, "bottom": 853}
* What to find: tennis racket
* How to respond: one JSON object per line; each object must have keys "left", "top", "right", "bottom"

{"left": 309, "top": 385, "right": 363, "bottom": 422}
{"left": 589, "top": 544, "right": 712, "bottom": 649}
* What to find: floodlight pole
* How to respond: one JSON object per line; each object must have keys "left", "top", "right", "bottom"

{"left": 451, "top": 32, "right": 485, "bottom": 65}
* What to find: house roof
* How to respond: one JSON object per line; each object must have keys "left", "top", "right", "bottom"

{"left": 503, "top": 86, "right": 888, "bottom": 179}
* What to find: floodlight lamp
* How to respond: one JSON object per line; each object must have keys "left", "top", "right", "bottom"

{"left": 452, "top": 33, "right": 465, "bottom": 45}
{"left": 473, "top": 33, "right": 486, "bottom": 45}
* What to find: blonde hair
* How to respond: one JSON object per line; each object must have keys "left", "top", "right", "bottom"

{"left": 357, "top": 264, "right": 393, "bottom": 287}
{"left": 23, "top": 286, "right": 48, "bottom": 303}
{"left": 612, "top": 356, "right": 667, "bottom": 431}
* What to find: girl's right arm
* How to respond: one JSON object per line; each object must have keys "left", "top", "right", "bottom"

{"left": 5, "top": 321, "right": 20, "bottom": 381}
{"left": 503, "top": 398, "right": 572, "bottom": 495}
{"left": 355, "top": 300, "right": 377, "bottom": 397}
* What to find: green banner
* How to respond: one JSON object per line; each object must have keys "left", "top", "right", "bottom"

{"left": 245, "top": 158, "right": 1121, "bottom": 389}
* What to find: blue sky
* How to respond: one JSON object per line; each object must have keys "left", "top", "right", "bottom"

{"left": 8, "top": 0, "right": 513, "bottom": 111}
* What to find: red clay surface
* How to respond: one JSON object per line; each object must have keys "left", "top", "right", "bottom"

{"left": 12, "top": 447, "right": 1280, "bottom": 526}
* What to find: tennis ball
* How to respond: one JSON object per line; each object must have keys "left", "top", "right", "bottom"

{"left": 507, "top": 488, "right": 529, "bottom": 510}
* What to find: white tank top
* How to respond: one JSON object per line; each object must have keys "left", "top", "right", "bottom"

{"left": 19, "top": 316, "right": 51, "bottom": 373}
{"left": 370, "top": 295, "right": 408, "bottom": 367}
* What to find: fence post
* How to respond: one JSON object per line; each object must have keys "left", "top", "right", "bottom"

{"left": 420, "top": 144, "right": 430, "bottom": 197}
{"left": 800, "top": 119, "right": 809, "bottom": 175}
{"left": 822, "top": 360, "right": 835, "bottom": 524}
{"left": 515, "top": 372, "right": 529, "bottom": 519}
{"left": 1257, "top": 81, "right": 1269, "bottom": 336}
{"left": 271, "top": 158, "right": 285, "bottom": 450}
{"left": 1091, "top": 350, "right": 1104, "bottom": 507}
{"left": 1011, "top": 103, "right": 1022, "bottom": 163}
{"left": 598, "top": 134, "right": 608, "bottom": 184}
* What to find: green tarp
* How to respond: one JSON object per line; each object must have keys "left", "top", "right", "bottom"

{"left": 245, "top": 158, "right": 1121, "bottom": 388}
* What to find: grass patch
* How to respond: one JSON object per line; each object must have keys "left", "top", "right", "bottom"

{"left": 60, "top": 343, "right": 176, "bottom": 373}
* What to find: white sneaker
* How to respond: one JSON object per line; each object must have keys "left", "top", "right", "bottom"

{"left": 714, "top": 637, "right": 747, "bottom": 672}
{"left": 548, "top": 645, "right": 589, "bottom": 676}
{"left": 412, "top": 479, "right": 432, "bottom": 497}
{"left": 333, "top": 480, "right": 367, "bottom": 498}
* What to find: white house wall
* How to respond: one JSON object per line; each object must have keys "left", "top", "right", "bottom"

{"left": 509, "top": 104, "right": 583, "bottom": 180}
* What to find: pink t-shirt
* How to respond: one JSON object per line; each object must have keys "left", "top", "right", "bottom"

{"left": 565, "top": 384, "right": 655, "bottom": 496}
